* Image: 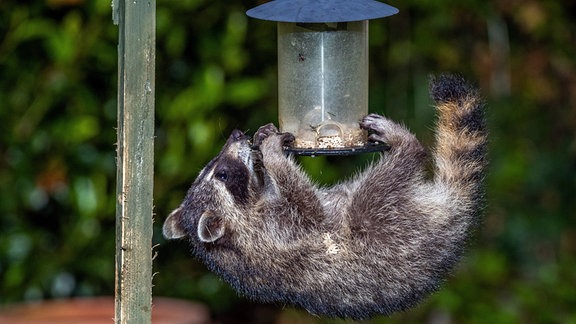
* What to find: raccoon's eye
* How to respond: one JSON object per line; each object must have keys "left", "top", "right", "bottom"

{"left": 215, "top": 170, "right": 228, "bottom": 182}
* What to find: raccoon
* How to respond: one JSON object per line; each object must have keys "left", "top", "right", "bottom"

{"left": 162, "top": 75, "right": 487, "bottom": 320}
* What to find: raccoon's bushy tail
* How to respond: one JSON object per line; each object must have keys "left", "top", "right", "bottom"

{"left": 431, "top": 75, "right": 487, "bottom": 215}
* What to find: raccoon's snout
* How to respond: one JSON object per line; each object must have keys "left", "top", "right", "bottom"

{"left": 230, "top": 129, "right": 249, "bottom": 143}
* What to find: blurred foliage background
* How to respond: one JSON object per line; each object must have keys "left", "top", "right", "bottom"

{"left": 1, "top": 0, "right": 575, "bottom": 323}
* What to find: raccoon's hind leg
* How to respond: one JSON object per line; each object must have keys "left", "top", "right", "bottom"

{"left": 341, "top": 114, "right": 428, "bottom": 236}
{"left": 360, "top": 113, "right": 427, "bottom": 175}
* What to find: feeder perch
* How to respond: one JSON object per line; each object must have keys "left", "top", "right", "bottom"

{"left": 247, "top": 0, "right": 398, "bottom": 155}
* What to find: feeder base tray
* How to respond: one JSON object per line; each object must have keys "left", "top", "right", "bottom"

{"left": 284, "top": 142, "right": 390, "bottom": 156}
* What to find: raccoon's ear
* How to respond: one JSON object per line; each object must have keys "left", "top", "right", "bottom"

{"left": 163, "top": 206, "right": 187, "bottom": 239}
{"left": 198, "top": 211, "right": 225, "bottom": 243}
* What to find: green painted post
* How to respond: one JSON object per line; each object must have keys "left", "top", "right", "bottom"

{"left": 112, "top": 0, "right": 155, "bottom": 323}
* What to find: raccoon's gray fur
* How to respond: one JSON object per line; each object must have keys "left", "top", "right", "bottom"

{"left": 163, "top": 75, "right": 487, "bottom": 320}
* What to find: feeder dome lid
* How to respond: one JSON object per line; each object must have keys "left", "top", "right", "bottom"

{"left": 246, "top": 0, "right": 399, "bottom": 23}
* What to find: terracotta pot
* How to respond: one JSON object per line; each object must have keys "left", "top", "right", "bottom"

{"left": 0, "top": 297, "right": 210, "bottom": 323}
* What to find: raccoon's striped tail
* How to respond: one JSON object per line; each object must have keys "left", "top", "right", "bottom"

{"left": 431, "top": 75, "right": 488, "bottom": 214}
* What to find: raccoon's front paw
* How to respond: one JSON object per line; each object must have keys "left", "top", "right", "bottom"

{"left": 253, "top": 123, "right": 278, "bottom": 148}
{"left": 253, "top": 124, "right": 295, "bottom": 151}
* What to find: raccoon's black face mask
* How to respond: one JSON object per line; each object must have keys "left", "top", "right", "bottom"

{"left": 162, "top": 130, "right": 263, "bottom": 243}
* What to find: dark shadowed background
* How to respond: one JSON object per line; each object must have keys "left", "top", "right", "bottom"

{"left": 1, "top": 0, "right": 575, "bottom": 322}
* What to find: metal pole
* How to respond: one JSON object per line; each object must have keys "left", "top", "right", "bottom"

{"left": 113, "top": 0, "right": 155, "bottom": 323}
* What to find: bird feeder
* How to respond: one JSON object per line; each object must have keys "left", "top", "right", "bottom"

{"left": 247, "top": 0, "right": 398, "bottom": 155}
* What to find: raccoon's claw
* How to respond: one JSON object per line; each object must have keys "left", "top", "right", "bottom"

{"left": 253, "top": 124, "right": 295, "bottom": 150}
{"left": 280, "top": 132, "right": 295, "bottom": 147}
{"left": 360, "top": 114, "right": 390, "bottom": 143}
{"left": 253, "top": 123, "right": 279, "bottom": 148}
{"left": 360, "top": 114, "right": 413, "bottom": 146}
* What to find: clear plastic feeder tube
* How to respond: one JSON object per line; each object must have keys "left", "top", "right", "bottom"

{"left": 277, "top": 21, "right": 369, "bottom": 149}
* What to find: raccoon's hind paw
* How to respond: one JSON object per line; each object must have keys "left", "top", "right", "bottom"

{"left": 360, "top": 113, "right": 401, "bottom": 144}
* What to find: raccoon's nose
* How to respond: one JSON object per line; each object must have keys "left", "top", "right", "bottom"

{"left": 230, "top": 129, "right": 248, "bottom": 142}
